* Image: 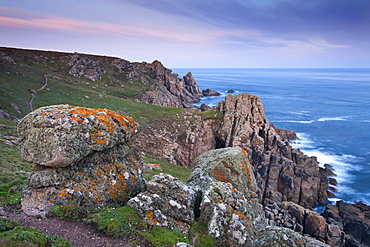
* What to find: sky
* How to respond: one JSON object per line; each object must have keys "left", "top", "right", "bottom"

{"left": 0, "top": 0, "right": 369, "bottom": 68}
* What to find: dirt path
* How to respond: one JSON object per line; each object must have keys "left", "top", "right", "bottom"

{"left": 28, "top": 76, "right": 49, "bottom": 112}
{"left": 0, "top": 205, "right": 152, "bottom": 247}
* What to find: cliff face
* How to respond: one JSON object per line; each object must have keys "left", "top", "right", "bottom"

{"left": 136, "top": 92, "right": 330, "bottom": 209}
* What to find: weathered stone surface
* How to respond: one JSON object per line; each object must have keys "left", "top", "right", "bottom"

{"left": 19, "top": 105, "right": 145, "bottom": 217}
{"left": 255, "top": 226, "right": 329, "bottom": 247}
{"left": 198, "top": 181, "right": 257, "bottom": 246}
{"left": 188, "top": 147, "right": 257, "bottom": 200}
{"left": 127, "top": 174, "right": 196, "bottom": 234}
{"left": 18, "top": 104, "right": 139, "bottom": 167}
{"left": 68, "top": 54, "right": 104, "bottom": 81}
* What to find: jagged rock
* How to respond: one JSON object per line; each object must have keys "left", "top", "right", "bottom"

{"left": 68, "top": 54, "right": 104, "bottom": 81}
{"left": 184, "top": 72, "right": 203, "bottom": 98}
{"left": 213, "top": 93, "right": 330, "bottom": 208}
{"left": 202, "top": 88, "right": 221, "bottom": 97}
{"left": 322, "top": 201, "right": 370, "bottom": 246}
{"left": 255, "top": 226, "right": 329, "bottom": 247}
{"left": 136, "top": 92, "right": 331, "bottom": 209}
{"left": 127, "top": 173, "right": 197, "bottom": 234}
{"left": 18, "top": 105, "right": 145, "bottom": 216}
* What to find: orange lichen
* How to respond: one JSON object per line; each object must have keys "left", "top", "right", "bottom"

{"left": 146, "top": 210, "right": 160, "bottom": 224}
{"left": 213, "top": 168, "right": 231, "bottom": 183}
{"left": 240, "top": 148, "right": 247, "bottom": 156}
{"left": 70, "top": 116, "right": 83, "bottom": 124}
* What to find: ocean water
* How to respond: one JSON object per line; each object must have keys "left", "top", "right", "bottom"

{"left": 174, "top": 68, "right": 370, "bottom": 205}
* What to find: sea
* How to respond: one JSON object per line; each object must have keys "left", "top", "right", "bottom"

{"left": 173, "top": 68, "right": 370, "bottom": 205}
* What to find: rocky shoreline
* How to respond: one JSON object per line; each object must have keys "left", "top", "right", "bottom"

{"left": 1, "top": 47, "right": 370, "bottom": 246}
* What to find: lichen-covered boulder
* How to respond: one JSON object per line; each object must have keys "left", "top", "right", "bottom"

{"left": 18, "top": 105, "right": 145, "bottom": 217}
{"left": 188, "top": 147, "right": 260, "bottom": 246}
{"left": 188, "top": 147, "right": 257, "bottom": 200}
{"left": 18, "top": 104, "right": 138, "bottom": 167}
{"left": 127, "top": 174, "right": 196, "bottom": 234}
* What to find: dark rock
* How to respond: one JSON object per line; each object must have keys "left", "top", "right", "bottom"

{"left": 202, "top": 88, "right": 221, "bottom": 97}
{"left": 227, "top": 90, "right": 235, "bottom": 93}
{"left": 199, "top": 103, "right": 211, "bottom": 111}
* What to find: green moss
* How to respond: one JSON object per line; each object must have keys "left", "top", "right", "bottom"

{"left": 0, "top": 226, "right": 72, "bottom": 247}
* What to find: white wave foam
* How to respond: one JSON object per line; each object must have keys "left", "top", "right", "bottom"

{"left": 287, "top": 110, "right": 311, "bottom": 116}
{"left": 279, "top": 120, "right": 315, "bottom": 124}
{"left": 291, "top": 133, "right": 359, "bottom": 196}
{"left": 291, "top": 133, "right": 315, "bottom": 148}
{"left": 318, "top": 116, "right": 348, "bottom": 122}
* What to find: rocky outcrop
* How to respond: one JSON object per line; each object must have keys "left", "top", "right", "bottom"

{"left": 129, "top": 147, "right": 328, "bottom": 246}
{"left": 136, "top": 93, "right": 330, "bottom": 209}
{"left": 18, "top": 105, "right": 145, "bottom": 217}
{"left": 322, "top": 201, "right": 370, "bottom": 246}
{"left": 202, "top": 88, "right": 221, "bottom": 97}
{"left": 262, "top": 202, "right": 344, "bottom": 246}
{"left": 68, "top": 54, "right": 104, "bottom": 81}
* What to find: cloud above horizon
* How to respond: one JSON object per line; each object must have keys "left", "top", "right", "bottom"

{"left": 0, "top": 0, "right": 369, "bottom": 68}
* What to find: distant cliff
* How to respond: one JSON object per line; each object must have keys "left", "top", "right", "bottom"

{"left": 0, "top": 47, "right": 216, "bottom": 118}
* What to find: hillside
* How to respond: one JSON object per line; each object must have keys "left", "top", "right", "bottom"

{"left": 0, "top": 46, "right": 207, "bottom": 121}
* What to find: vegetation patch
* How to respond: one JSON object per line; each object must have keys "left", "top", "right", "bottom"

{"left": 144, "top": 156, "right": 191, "bottom": 182}
{"left": 0, "top": 225, "right": 72, "bottom": 247}
{"left": 189, "top": 221, "right": 215, "bottom": 247}
{"left": 85, "top": 206, "right": 141, "bottom": 237}
{"left": 140, "top": 225, "right": 191, "bottom": 246}
{"left": 0, "top": 118, "right": 32, "bottom": 205}
{"left": 47, "top": 204, "right": 88, "bottom": 221}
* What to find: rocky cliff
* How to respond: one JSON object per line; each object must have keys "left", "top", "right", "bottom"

{"left": 135, "top": 92, "right": 330, "bottom": 209}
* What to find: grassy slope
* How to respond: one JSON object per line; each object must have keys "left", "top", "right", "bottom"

{"left": 0, "top": 47, "right": 210, "bottom": 203}
{"left": 0, "top": 47, "right": 217, "bottom": 246}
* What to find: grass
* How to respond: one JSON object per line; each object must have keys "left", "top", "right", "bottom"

{"left": 86, "top": 206, "right": 191, "bottom": 246}
{"left": 143, "top": 156, "right": 192, "bottom": 182}
{"left": 0, "top": 118, "right": 32, "bottom": 205}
